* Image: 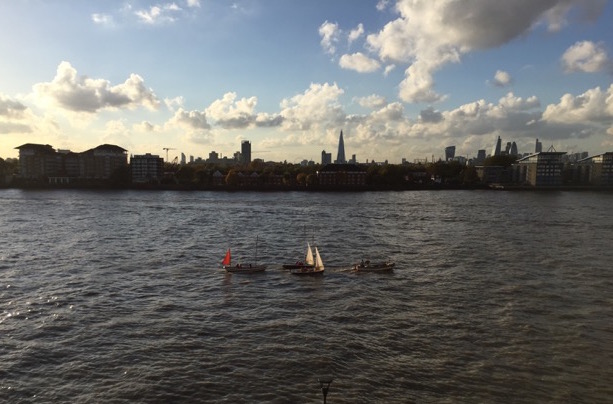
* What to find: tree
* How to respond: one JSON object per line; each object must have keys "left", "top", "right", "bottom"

{"left": 296, "top": 172, "right": 307, "bottom": 186}
{"left": 175, "top": 165, "right": 195, "bottom": 184}
{"left": 225, "top": 169, "right": 239, "bottom": 186}
{"left": 483, "top": 155, "right": 517, "bottom": 167}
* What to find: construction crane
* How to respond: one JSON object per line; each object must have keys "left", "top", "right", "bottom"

{"left": 163, "top": 147, "right": 176, "bottom": 162}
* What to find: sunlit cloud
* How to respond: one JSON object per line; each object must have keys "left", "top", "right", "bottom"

{"left": 33, "top": 61, "right": 160, "bottom": 113}
{"left": 561, "top": 40, "right": 610, "bottom": 73}
{"left": 490, "top": 70, "right": 513, "bottom": 87}
{"left": 339, "top": 52, "right": 381, "bottom": 73}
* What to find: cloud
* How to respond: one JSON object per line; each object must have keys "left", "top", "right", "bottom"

{"left": 319, "top": 21, "right": 341, "bottom": 55}
{"left": 339, "top": 52, "right": 381, "bottom": 73}
{"left": 135, "top": 3, "right": 183, "bottom": 24}
{"left": 134, "top": 121, "right": 159, "bottom": 132}
{"left": 33, "top": 61, "right": 160, "bottom": 113}
{"left": 490, "top": 70, "right": 513, "bottom": 87}
{"left": 356, "top": 94, "right": 387, "bottom": 109}
{"left": 376, "top": 0, "right": 391, "bottom": 11}
{"left": 0, "top": 95, "right": 27, "bottom": 118}
{"left": 384, "top": 64, "right": 396, "bottom": 76}
{"left": 359, "top": 0, "right": 607, "bottom": 103}
{"left": 0, "top": 122, "right": 32, "bottom": 135}
{"left": 561, "top": 40, "right": 610, "bottom": 73}
{"left": 205, "top": 92, "right": 258, "bottom": 129}
{"left": 542, "top": 84, "right": 613, "bottom": 124}
{"left": 186, "top": 0, "right": 200, "bottom": 8}
{"left": 348, "top": 23, "right": 364, "bottom": 46}
{"left": 164, "top": 96, "right": 184, "bottom": 111}
{"left": 255, "top": 113, "right": 284, "bottom": 127}
{"left": 91, "top": 13, "right": 113, "bottom": 25}
{"left": 279, "top": 82, "right": 346, "bottom": 131}
{"left": 419, "top": 107, "right": 443, "bottom": 123}
{"left": 168, "top": 108, "right": 211, "bottom": 130}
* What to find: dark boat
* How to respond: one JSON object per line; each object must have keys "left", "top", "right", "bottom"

{"left": 352, "top": 260, "right": 395, "bottom": 272}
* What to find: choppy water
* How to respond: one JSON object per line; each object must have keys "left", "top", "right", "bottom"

{"left": 1, "top": 189, "right": 612, "bottom": 403}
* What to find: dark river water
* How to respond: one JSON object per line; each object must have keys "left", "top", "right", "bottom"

{"left": 1, "top": 189, "right": 612, "bottom": 403}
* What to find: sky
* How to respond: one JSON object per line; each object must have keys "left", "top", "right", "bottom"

{"left": 1, "top": 0, "right": 612, "bottom": 164}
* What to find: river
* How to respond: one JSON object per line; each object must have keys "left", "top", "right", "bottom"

{"left": 1, "top": 189, "right": 612, "bottom": 403}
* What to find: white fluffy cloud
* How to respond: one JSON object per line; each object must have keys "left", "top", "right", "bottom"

{"left": 279, "top": 82, "right": 346, "bottom": 131}
{"left": 561, "top": 40, "right": 610, "bottom": 73}
{"left": 168, "top": 108, "right": 210, "bottom": 130}
{"left": 337, "top": 0, "right": 608, "bottom": 103}
{"left": 339, "top": 53, "right": 381, "bottom": 73}
{"left": 205, "top": 92, "right": 258, "bottom": 129}
{"left": 33, "top": 61, "right": 160, "bottom": 113}
{"left": 348, "top": 23, "right": 364, "bottom": 46}
{"left": 319, "top": 21, "right": 340, "bottom": 55}
{"left": 491, "top": 70, "right": 513, "bottom": 87}
{"left": 542, "top": 84, "right": 613, "bottom": 123}
{"left": 356, "top": 94, "right": 387, "bottom": 109}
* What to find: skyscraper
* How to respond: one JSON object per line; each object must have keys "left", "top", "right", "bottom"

{"left": 510, "top": 141, "right": 518, "bottom": 156}
{"left": 492, "top": 136, "right": 502, "bottom": 156}
{"left": 445, "top": 146, "right": 456, "bottom": 161}
{"left": 241, "top": 140, "right": 251, "bottom": 165}
{"left": 335, "top": 130, "right": 346, "bottom": 164}
{"left": 321, "top": 150, "right": 332, "bottom": 165}
{"left": 535, "top": 138, "right": 542, "bottom": 153}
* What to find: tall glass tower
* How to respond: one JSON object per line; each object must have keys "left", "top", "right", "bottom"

{"left": 335, "top": 130, "right": 346, "bottom": 164}
{"left": 492, "top": 136, "right": 502, "bottom": 156}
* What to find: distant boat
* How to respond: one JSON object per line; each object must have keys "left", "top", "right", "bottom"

{"left": 352, "top": 259, "right": 395, "bottom": 273}
{"left": 282, "top": 242, "right": 315, "bottom": 270}
{"left": 291, "top": 245, "right": 324, "bottom": 276}
{"left": 222, "top": 237, "right": 267, "bottom": 273}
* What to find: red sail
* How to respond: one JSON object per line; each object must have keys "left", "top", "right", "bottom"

{"left": 221, "top": 249, "right": 231, "bottom": 266}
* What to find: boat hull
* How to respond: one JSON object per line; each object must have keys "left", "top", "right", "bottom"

{"left": 352, "top": 262, "right": 395, "bottom": 272}
{"left": 225, "top": 265, "right": 267, "bottom": 273}
{"left": 282, "top": 264, "right": 315, "bottom": 270}
{"left": 290, "top": 267, "right": 324, "bottom": 276}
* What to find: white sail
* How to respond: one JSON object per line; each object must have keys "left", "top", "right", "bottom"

{"left": 305, "top": 242, "right": 314, "bottom": 265}
{"left": 315, "top": 247, "right": 324, "bottom": 270}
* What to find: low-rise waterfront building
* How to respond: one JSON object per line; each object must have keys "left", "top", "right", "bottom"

{"left": 317, "top": 163, "right": 366, "bottom": 187}
{"left": 80, "top": 144, "right": 128, "bottom": 179}
{"left": 16, "top": 143, "right": 127, "bottom": 182}
{"left": 515, "top": 152, "right": 566, "bottom": 186}
{"left": 131, "top": 153, "right": 163, "bottom": 184}
{"left": 576, "top": 152, "right": 613, "bottom": 186}
{"left": 15, "top": 143, "right": 60, "bottom": 179}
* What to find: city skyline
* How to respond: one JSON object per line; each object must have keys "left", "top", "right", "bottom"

{"left": 1, "top": 1, "right": 612, "bottom": 163}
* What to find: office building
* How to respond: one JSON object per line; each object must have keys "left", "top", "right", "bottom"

{"left": 535, "top": 138, "right": 543, "bottom": 153}
{"left": 492, "top": 136, "right": 502, "bottom": 156}
{"left": 241, "top": 140, "right": 251, "bottom": 165}
{"left": 445, "top": 146, "right": 456, "bottom": 161}
{"left": 321, "top": 150, "right": 332, "bottom": 165}
{"left": 335, "top": 130, "right": 346, "bottom": 164}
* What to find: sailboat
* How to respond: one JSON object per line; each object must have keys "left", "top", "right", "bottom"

{"left": 290, "top": 244, "right": 324, "bottom": 276}
{"left": 222, "top": 237, "right": 267, "bottom": 273}
{"left": 282, "top": 242, "right": 315, "bottom": 270}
